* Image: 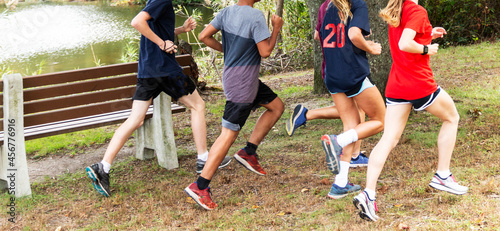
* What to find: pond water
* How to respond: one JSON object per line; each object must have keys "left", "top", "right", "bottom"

{"left": 0, "top": 2, "right": 213, "bottom": 75}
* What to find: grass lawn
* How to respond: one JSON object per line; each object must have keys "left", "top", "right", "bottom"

{"left": 1, "top": 41, "right": 499, "bottom": 230}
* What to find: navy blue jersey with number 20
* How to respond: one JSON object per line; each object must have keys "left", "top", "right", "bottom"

{"left": 320, "top": 0, "right": 371, "bottom": 93}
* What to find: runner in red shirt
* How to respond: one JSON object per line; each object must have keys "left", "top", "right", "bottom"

{"left": 353, "top": 0, "right": 468, "bottom": 222}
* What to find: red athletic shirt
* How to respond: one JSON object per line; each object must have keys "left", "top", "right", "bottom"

{"left": 385, "top": 0, "right": 437, "bottom": 100}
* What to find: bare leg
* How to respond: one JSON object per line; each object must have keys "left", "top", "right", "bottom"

{"left": 306, "top": 106, "right": 339, "bottom": 120}
{"left": 103, "top": 99, "right": 152, "bottom": 164}
{"left": 200, "top": 128, "right": 239, "bottom": 180}
{"left": 424, "top": 90, "right": 460, "bottom": 172}
{"left": 178, "top": 90, "right": 208, "bottom": 155}
{"left": 331, "top": 93, "right": 360, "bottom": 162}
{"left": 248, "top": 97, "right": 285, "bottom": 145}
{"left": 365, "top": 104, "right": 411, "bottom": 191}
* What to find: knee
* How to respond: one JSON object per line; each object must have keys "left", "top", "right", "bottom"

{"left": 447, "top": 111, "right": 460, "bottom": 125}
{"left": 190, "top": 99, "right": 206, "bottom": 113}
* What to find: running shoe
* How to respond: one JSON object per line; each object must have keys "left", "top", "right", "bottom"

{"left": 350, "top": 152, "right": 369, "bottom": 168}
{"left": 184, "top": 182, "right": 217, "bottom": 210}
{"left": 85, "top": 163, "right": 111, "bottom": 197}
{"left": 429, "top": 173, "right": 468, "bottom": 195}
{"left": 321, "top": 134, "right": 342, "bottom": 174}
{"left": 286, "top": 104, "right": 308, "bottom": 136}
{"left": 327, "top": 182, "right": 361, "bottom": 199}
{"left": 353, "top": 191, "right": 379, "bottom": 221}
{"left": 196, "top": 156, "right": 232, "bottom": 174}
{"left": 233, "top": 149, "right": 266, "bottom": 175}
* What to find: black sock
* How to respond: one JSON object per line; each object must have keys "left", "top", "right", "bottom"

{"left": 244, "top": 142, "right": 258, "bottom": 155}
{"left": 196, "top": 176, "right": 211, "bottom": 190}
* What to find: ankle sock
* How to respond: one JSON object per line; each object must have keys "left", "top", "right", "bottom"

{"left": 334, "top": 161, "right": 351, "bottom": 187}
{"left": 336, "top": 129, "right": 358, "bottom": 148}
{"left": 436, "top": 170, "right": 451, "bottom": 179}
{"left": 196, "top": 176, "right": 211, "bottom": 190}
{"left": 101, "top": 160, "right": 111, "bottom": 173}
{"left": 197, "top": 151, "right": 209, "bottom": 162}
{"left": 244, "top": 142, "right": 258, "bottom": 155}
{"left": 364, "top": 188, "right": 376, "bottom": 200}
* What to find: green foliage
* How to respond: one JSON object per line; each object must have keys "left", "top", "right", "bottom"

{"left": 421, "top": 0, "right": 499, "bottom": 45}
{"left": 120, "top": 38, "right": 140, "bottom": 63}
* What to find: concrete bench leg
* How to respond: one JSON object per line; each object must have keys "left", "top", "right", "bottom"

{"left": 135, "top": 92, "right": 179, "bottom": 169}
{"left": 2, "top": 74, "right": 32, "bottom": 197}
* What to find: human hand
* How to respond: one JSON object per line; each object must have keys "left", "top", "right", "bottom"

{"left": 427, "top": 43, "right": 439, "bottom": 56}
{"left": 160, "top": 40, "right": 177, "bottom": 54}
{"left": 366, "top": 40, "right": 381, "bottom": 55}
{"left": 183, "top": 16, "right": 197, "bottom": 33}
{"left": 431, "top": 27, "right": 447, "bottom": 39}
{"left": 271, "top": 14, "right": 283, "bottom": 31}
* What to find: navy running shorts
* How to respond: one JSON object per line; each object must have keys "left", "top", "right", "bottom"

{"left": 330, "top": 75, "right": 376, "bottom": 98}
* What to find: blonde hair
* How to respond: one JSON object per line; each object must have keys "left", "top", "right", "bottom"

{"left": 379, "top": 0, "right": 404, "bottom": 27}
{"left": 331, "top": 0, "right": 353, "bottom": 24}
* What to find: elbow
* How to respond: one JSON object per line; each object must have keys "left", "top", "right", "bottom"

{"left": 131, "top": 18, "right": 139, "bottom": 29}
{"left": 259, "top": 50, "right": 272, "bottom": 58}
{"left": 198, "top": 34, "right": 207, "bottom": 43}
{"left": 398, "top": 41, "right": 411, "bottom": 52}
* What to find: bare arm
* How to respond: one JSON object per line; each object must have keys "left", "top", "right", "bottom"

{"left": 131, "top": 12, "right": 167, "bottom": 49}
{"left": 199, "top": 24, "right": 223, "bottom": 52}
{"left": 399, "top": 28, "right": 439, "bottom": 56}
{"left": 314, "top": 30, "right": 320, "bottom": 41}
{"left": 256, "top": 14, "right": 284, "bottom": 58}
{"left": 348, "top": 27, "right": 381, "bottom": 55}
{"left": 175, "top": 16, "right": 197, "bottom": 36}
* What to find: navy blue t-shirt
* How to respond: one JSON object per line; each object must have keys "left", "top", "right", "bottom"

{"left": 138, "top": 0, "right": 183, "bottom": 78}
{"left": 320, "top": 0, "right": 371, "bottom": 93}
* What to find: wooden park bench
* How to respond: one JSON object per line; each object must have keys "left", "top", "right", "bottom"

{"left": 0, "top": 54, "right": 194, "bottom": 197}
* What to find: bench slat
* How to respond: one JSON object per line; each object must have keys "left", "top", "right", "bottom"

{"left": 22, "top": 62, "right": 139, "bottom": 88}
{"left": 24, "top": 86, "right": 136, "bottom": 114}
{"left": 23, "top": 74, "right": 137, "bottom": 101}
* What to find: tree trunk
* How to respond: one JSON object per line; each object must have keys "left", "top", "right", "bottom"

{"left": 306, "top": 0, "right": 328, "bottom": 94}
{"left": 275, "top": 0, "right": 284, "bottom": 54}
{"left": 365, "top": 0, "right": 391, "bottom": 98}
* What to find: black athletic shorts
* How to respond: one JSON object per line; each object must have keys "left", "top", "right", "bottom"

{"left": 132, "top": 72, "right": 197, "bottom": 101}
{"left": 222, "top": 80, "right": 278, "bottom": 131}
{"left": 386, "top": 86, "right": 442, "bottom": 111}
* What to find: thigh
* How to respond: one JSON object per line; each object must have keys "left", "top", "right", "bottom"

{"left": 353, "top": 87, "right": 386, "bottom": 122}
{"left": 424, "top": 89, "right": 459, "bottom": 121}
{"left": 178, "top": 89, "right": 203, "bottom": 109}
{"left": 383, "top": 104, "right": 412, "bottom": 140}
{"left": 129, "top": 99, "right": 153, "bottom": 122}
{"left": 331, "top": 93, "right": 361, "bottom": 130}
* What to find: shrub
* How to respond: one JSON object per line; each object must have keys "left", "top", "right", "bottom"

{"left": 421, "top": 0, "right": 499, "bottom": 45}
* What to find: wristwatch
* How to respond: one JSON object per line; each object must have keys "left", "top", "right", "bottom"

{"left": 421, "top": 45, "right": 428, "bottom": 55}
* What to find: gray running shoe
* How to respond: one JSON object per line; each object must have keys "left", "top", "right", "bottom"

{"left": 196, "top": 156, "right": 232, "bottom": 174}
{"left": 429, "top": 173, "right": 468, "bottom": 195}
{"left": 321, "top": 134, "right": 342, "bottom": 174}
{"left": 353, "top": 191, "right": 379, "bottom": 221}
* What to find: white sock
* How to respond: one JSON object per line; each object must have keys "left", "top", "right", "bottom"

{"left": 364, "top": 188, "right": 376, "bottom": 200}
{"left": 101, "top": 160, "right": 111, "bottom": 173}
{"left": 436, "top": 170, "right": 451, "bottom": 179}
{"left": 336, "top": 129, "right": 358, "bottom": 148}
{"left": 334, "top": 161, "right": 351, "bottom": 187}
{"left": 197, "top": 151, "right": 209, "bottom": 161}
